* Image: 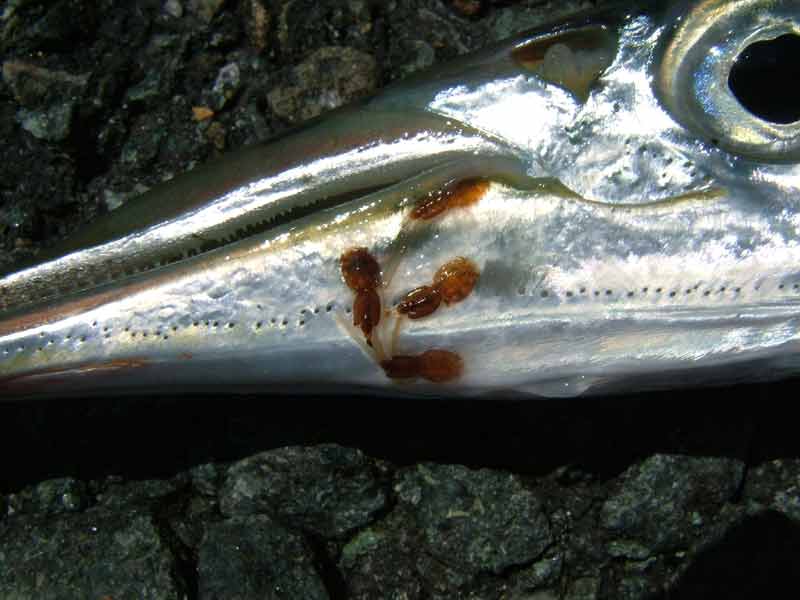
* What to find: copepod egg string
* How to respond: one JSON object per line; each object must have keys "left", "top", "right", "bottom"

{"left": 389, "top": 310, "right": 403, "bottom": 357}
{"left": 380, "top": 221, "right": 416, "bottom": 289}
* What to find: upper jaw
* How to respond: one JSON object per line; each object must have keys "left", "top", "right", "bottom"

{"left": 0, "top": 13, "right": 624, "bottom": 313}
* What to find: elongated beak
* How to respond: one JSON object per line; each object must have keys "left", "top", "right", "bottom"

{"left": 0, "top": 11, "right": 625, "bottom": 400}
{"left": 0, "top": 12, "right": 619, "bottom": 318}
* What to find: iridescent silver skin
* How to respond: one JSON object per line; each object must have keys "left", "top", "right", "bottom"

{"left": 2, "top": 0, "right": 799, "bottom": 399}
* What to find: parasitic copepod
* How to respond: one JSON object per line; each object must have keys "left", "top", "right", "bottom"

{"left": 2, "top": 0, "right": 800, "bottom": 400}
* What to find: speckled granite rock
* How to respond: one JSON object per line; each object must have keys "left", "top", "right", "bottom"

{"left": 0, "top": 508, "right": 186, "bottom": 599}
{"left": 2, "top": 433, "right": 800, "bottom": 599}
{"left": 745, "top": 458, "right": 800, "bottom": 521}
{"left": 5, "top": 476, "right": 89, "bottom": 516}
{"left": 3, "top": 1, "right": 800, "bottom": 599}
{"left": 266, "top": 46, "right": 378, "bottom": 122}
{"left": 601, "top": 454, "right": 745, "bottom": 555}
{"left": 340, "top": 462, "right": 552, "bottom": 598}
{"left": 198, "top": 514, "right": 330, "bottom": 600}
{"left": 394, "top": 463, "right": 551, "bottom": 575}
{"left": 220, "top": 444, "right": 390, "bottom": 538}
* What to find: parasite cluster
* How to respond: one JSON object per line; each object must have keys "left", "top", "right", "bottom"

{"left": 339, "top": 178, "right": 487, "bottom": 384}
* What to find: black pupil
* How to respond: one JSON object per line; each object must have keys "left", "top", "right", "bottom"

{"left": 728, "top": 33, "right": 800, "bottom": 124}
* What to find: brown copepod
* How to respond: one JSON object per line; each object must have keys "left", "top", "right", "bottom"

{"left": 397, "top": 285, "right": 442, "bottom": 319}
{"left": 340, "top": 248, "right": 381, "bottom": 293}
{"left": 397, "top": 257, "right": 480, "bottom": 320}
{"left": 410, "top": 178, "right": 490, "bottom": 221}
{"left": 381, "top": 349, "right": 464, "bottom": 383}
{"left": 340, "top": 248, "right": 383, "bottom": 341}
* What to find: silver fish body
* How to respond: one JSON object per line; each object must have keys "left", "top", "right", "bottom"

{"left": 2, "top": 0, "right": 800, "bottom": 399}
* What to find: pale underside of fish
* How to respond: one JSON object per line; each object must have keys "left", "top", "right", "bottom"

{"left": 2, "top": 0, "right": 800, "bottom": 400}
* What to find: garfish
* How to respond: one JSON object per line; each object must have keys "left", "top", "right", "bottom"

{"left": 1, "top": 0, "right": 799, "bottom": 399}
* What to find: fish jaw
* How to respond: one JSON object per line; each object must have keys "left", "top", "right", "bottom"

{"left": 3, "top": 1, "right": 800, "bottom": 399}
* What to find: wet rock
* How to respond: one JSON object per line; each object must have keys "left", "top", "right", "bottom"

{"left": 487, "top": 1, "right": 597, "bottom": 41}
{"left": 121, "top": 113, "right": 168, "bottom": 167}
{"left": 118, "top": 95, "right": 204, "bottom": 178}
{"left": 383, "top": 1, "right": 476, "bottom": 78}
{"left": 0, "top": 509, "right": 185, "bottom": 599}
{"left": 2, "top": 61, "right": 86, "bottom": 108}
{"left": 0, "top": 130, "right": 78, "bottom": 265}
{"left": 5, "top": 477, "right": 89, "bottom": 517}
{"left": 244, "top": 0, "right": 271, "bottom": 52}
{"left": 665, "top": 510, "right": 800, "bottom": 599}
{"left": 614, "top": 574, "right": 652, "bottom": 599}
{"left": 88, "top": 180, "right": 151, "bottom": 221}
{"left": 276, "top": 0, "right": 376, "bottom": 58}
{"left": 395, "top": 463, "right": 552, "bottom": 575}
{"left": 95, "top": 112, "right": 129, "bottom": 159}
{"left": 153, "top": 95, "right": 212, "bottom": 173}
{"left": 163, "top": 0, "right": 184, "bottom": 19}
{"left": 208, "top": 12, "right": 244, "bottom": 49}
{"left": 28, "top": 0, "right": 97, "bottom": 48}
{"left": 220, "top": 444, "right": 389, "bottom": 538}
{"left": 565, "top": 576, "right": 601, "bottom": 600}
{"left": 600, "top": 454, "right": 745, "bottom": 555}
{"left": 166, "top": 491, "right": 219, "bottom": 552}
{"left": 16, "top": 102, "right": 74, "bottom": 141}
{"left": 312, "top": 460, "right": 554, "bottom": 597}
{"left": 510, "top": 552, "right": 564, "bottom": 596}
{"left": 97, "top": 476, "right": 185, "bottom": 510}
{"left": 124, "top": 33, "right": 187, "bottom": 109}
{"left": 403, "top": 39, "right": 437, "bottom": 73}
{"left": 103, "top": 188, "right": 129, "bottom": 212}
{"left": 267, "top": 46, "right": 378, "bottom": 123}
{"left": 191, "top": 461, "right": 225, "bottom": 497}
{"left": 450, "top": 0, "right": 484, "bottom": 18}
{"left": 125, "top": 69, "right": 166, "bottom": 106}
{"left": 207, "top": 62, "right": 242, "bottom": 111}
{"left": 340, "top": 514, "right": 427, "bottom": 599}
{"left": 2, "top": 60, "right": 89, "bottom": 141}
{"left": 341, "top": 505, "right": 516, "bottom": 600}
{"left": 198, "top": 514, "right": 329, "bottom": 600}
{"left": 205, "top": 120, "right": 227, "bottom": 150}
{"left": 1, "top": 0, "right": 97, "bottom": 54}
{"left": 744, "top": 458, "right": 800, "bottom": 522}
{"left": 187, "top": 0, "right": 226, "bottom": 24}
{"left": 606, "top": 539, "right": 652, "bottom": 560}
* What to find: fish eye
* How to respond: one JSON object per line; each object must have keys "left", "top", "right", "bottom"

{"left": 655, "top": 0, "right": 800, "bottom": 162}
{"left": 727, "top": 34, "right": 800, "bottom": 125}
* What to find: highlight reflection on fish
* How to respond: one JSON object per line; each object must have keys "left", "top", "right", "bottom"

{"left": 2, "top": 0, "right": 799, "bottom": 399}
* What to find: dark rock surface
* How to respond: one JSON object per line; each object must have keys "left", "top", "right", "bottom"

{"left": 393, "top": 463, "right": 551, "bottom": 576}
{"left": 2, "top": 1, "right": 800, "bottom": 599}
{"left": 3, "top": 393, "right": 800, "bottom": 599}
{"left": 198, "top": 514, "right": 330, "bottom": 599}
{"left": 1, "top": 508, "right": 185, "bottom": 599}
{"left": 220, "top": 445, "right": 390, "bottom": 538}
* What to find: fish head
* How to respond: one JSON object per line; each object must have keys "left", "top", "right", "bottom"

{"left": 368, "top": 0, "right": 800, "bottom": 393}
{"left": 348, "top": 0, "right": 800, "bottom": 395}
{"left": 388, "top": 0, "right": 800, "bottom": 202}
